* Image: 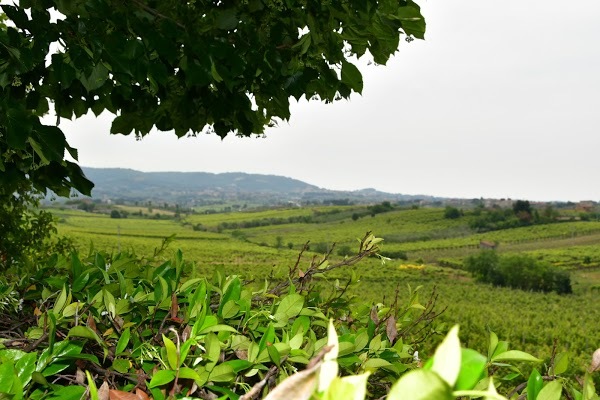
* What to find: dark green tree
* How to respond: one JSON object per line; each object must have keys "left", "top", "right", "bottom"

{"left": 110, "top": 209, "right": 122, "bottom": 219}
{"left": 444, "top": 206, "right": 461, "bottom": 219}
{"left": 0, "top": 182, "right": 71, "bottom": 274}
{"left": 0, "top": 1, "right": 425, "bottom": 197}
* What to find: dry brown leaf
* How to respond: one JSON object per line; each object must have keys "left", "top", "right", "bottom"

{"left": 235, "top": 349, "right": 248, "bottom": 360}
{"left": 262, "top": 362, "right": 320, "bottom": 400}
{"left": 108, "top": 389, "right": 141, "bottom": 400}
{"left": 590, "top": 348, "right": 600, "bottom": 372}
{"left": 386, "top": 315, "right": 398, "bottom": 345}
{"left": 370, "top": 305, "right": 379, "bottom": 325}
{"left": 170, "top": 292, "right": 179, "bottom": 320}
{"left": 134, "top": 388, "right": 151, "bottom": 400}
{"left": 98, "top": 381, "right": 110, "bottom": 400}
{"left": 87, "top": 313, "right": 97, "bottom": 332}
{"left": 182, "top": 325, "right": 192, "bottom": 342}
{"left": 75, "top": 368, "right": 86, "bottom": 385}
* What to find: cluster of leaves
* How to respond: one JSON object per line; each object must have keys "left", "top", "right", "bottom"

{"left": 465, "top": 250, "right": 572, "bottom": 294}
{"left": 0, "top": 183, "right": 73, "bottom": 276}
{"left": 300, "top": 324, "right": 600, "bottom": 400}
{"left": 0, "top": 233, "right": 446, "bottom": 399}
{"left": 0, "top": 0, "right": 425, "bottom": 197}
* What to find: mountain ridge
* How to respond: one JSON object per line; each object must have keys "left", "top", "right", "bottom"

{"left": 79, "top": 167, "right": 439, "bottom": 205}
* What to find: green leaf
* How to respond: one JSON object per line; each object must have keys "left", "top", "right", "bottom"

{"left": 491, "top": 341, "right": 509, "bottom": 360}
{"left": 431, "top": 325, "right": 461, "bottom": 388}
{"left": 162, "top": 334, "right": 179, "bottom": 370}
{"left": 488, "top": 331, "right": 498, "bottom": 360}
{"left": 221, "top": 300, "right": 240, "bottom": 319}
{"left": 110, "top": 114, "right": 136, "bottom": 135}
{"left": 491, "top": 350, "right": 542, "bottom": 363}
{"left": 0, "top": 362, "right": 17, "bottom": 395}
{"left": 267, "top": 343, "right": 281, "bottom": 367}
{"left": 217, "top": 276, "right": 241, "bottom": 318}
{"left": 328, "top": 373, "right": 370, "bottom": 400}
{"left": 553, "top": 352, "right": 569, "bottom": 375}
{"left": 341, "top": 60, "right": 363, "bottom": 93}
{"left": 178, "top": 367, "right": 205, "bottom": 385}
{"left": 455, "top": 348, "right": 487, "bottom": 391}
{"left": 62, "top": 301, "right": 81, "bottom": 318}
{"left": 275, "top": 293, "right": 304, "bottom": 321}
{"left": 115, "top": 327, "right": 130, "bottom": 355}
{"left": 211, "top": 61, "right": 223, "bottom": 83}
{"left": 221, "top": 359, "right": 253, "bottom": 373}
{"left": 363, "top": 358, "right": 392, "bottom": 370}
{"left": 537, "top": 380, "right": 563, "bottom": 400}
{"left": 319, "top": 319, "right": 340, "bottom": 392}
{"left": 209, "top": 363, "right": 235, "bottom": 382}
{"left": 395, "top": 2, "right": 426, "bottom": 39}
{"left": 112, "top": 358, "right": 130, "bottom": 374}
{"left": 45, "top": 385, "right": 86, "bottom": 399}
{"left": 148, "top": 369, "right": 176, "bottom": 388}
{"left": 205, "top": 333, "right": 221, "bottom": 364}
{"left": 215, "top": 9, "right": 238, "bottom": 30}
{"left": 388, "top": 369, "right": 453, "bottom": 400}
{"left": 103, "top": 288, "right": 116, "bottom": 318}
{"left": 180, "top": 278, "right": 203, "bottom": 293}
{"left": 53, "top": 285, "right": 68, "bottom": 314}
{"left": 14, "top": 352, "right": 36, "bottom": 387}
{"left": 67, "top": 326, "right": 104, "bottom": 348}
{"left": 198, "top": 324, "right": 237, "bottom": 335}
{"left": 86, "top": 370, "right": 98, "bottom": 400}
{"left": 258, "top": 324, "right": 275, "bottom": 353}
{"left": 527, "top": 369, "right": 543, "bottom": 400}
{"left": 80, "top": 63, "right": 108, "bottom": 92}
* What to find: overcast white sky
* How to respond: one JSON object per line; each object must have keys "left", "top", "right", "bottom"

{"left": 58, "top": 0, "right": 600, "bottom": 202}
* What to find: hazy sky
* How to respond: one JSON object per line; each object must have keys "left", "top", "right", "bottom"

{"left": 58, "top": 0, "right": 600, "bottom": 202}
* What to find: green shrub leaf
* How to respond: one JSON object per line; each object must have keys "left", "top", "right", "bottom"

{"left": 388, "top": 369, "right": 453, "bottom": 400}
{"left": 432, "top": 325, "right": 461, "bottom": 387}
{"left": 162, "top": 334, "right": 179, "bottom": 370}
{"left": 275, "top": 293, "right": 304, "bottom": 321}
{"left": 491, "top": 350, "right": 542, "bottom": 363}
{"left": 455, "top": 348, "right": 487, "bottom": 391}
{"left": 115, "top": 327, "right": 131, "bottom": 355}
{"left": 209, "top": 363, "right": 236, "bottom": 382}
{"left": 149, "top": 369, "right": 176, "bottom": 388}
{"left": 527, "top": 369, "right": 543, "bottom": 400}
{"left": 553, "top": 352, "right": 569, "bottom": 375}
{"left": 537, "top": 380, "right": 563, "bottom": 400}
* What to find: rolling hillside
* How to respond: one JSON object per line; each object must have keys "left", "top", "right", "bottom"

{"left": 75, "top": 167, "right": 439, "bottom": 206}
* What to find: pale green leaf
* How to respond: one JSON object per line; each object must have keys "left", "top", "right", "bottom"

{"left": 388, "top": 369, "right": 453, "bottom": 400}
{"left": 148, "top": 369, "right": 176, "bottom": 388}
{"left": 553, "top": 352, "right": 569, "bottom": 375}
{"left": 209, "top": 363, "right": 235, "bottom": 382}
{"left": 162, "top": 334, "right": 179, "bottom": 370}
{"left": 275, "top": 293, "right": 304, "bottom": 321}
{"left": 432, "top": 325, "right": 461, "bottom": 387}
{"left": 537, "top": 380, "right": 563, "bottom": 400}
{"left": 491, "top": 350, "right": 542, "bottom": 363}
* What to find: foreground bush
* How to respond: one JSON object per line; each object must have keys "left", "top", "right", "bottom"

{"left": 0, "top": 234, "right": 441, "bottom": 399}
{"left": 0, "top": 234, "right": 596, "bottom": 399}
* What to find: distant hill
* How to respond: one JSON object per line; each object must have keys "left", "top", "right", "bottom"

{"left": 75, "top": 167, "right": 439, "bottom": 206}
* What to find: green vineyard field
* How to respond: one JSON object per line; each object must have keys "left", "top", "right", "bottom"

{"left": 49, "top": 204, "right": 600, "bottom": 375}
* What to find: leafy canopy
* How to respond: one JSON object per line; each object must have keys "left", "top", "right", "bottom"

{"left": 0, "top": 0, "right": 425, "bottom": 196}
